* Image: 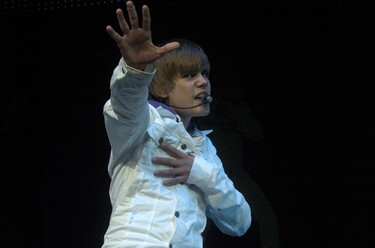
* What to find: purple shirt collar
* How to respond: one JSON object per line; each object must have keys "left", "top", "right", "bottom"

{"left": 148, "top": 100, "right": 176, "bottom": 115}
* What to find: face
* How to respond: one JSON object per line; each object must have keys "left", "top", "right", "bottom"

{"left": 167, "top": 71, "right": 211, "bottom": 123}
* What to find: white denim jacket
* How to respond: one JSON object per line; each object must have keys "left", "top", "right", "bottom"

{"left": 102, "top": 59, "right": 251, "bottom": 248}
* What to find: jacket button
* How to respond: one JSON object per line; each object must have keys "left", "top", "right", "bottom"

{"left": 174, "top": 211, "right": 180, "bottom": 218}
{"left": 158, "top": 137, "right": 164, "bottom": 144}
{"left": 181, "top": 144, "right": 187, "bottom": 150}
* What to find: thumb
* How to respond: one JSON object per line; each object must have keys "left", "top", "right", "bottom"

{"left": 160, "top": 41, "right": 180, "bottom": 54}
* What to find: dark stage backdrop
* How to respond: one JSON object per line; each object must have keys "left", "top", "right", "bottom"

{"left": 1, "top": 1, "right": 374, "bottom": 247}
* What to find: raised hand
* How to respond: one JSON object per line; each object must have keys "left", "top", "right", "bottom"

{"left": 106, "top": 1, "right": 180, "bottom": 71}
{"left": 152, "top": 142, "right": 195, "bottom": 186}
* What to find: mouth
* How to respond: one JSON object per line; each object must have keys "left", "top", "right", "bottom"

{"left": 194, "top": 93, "right": 207, "bottom": 101}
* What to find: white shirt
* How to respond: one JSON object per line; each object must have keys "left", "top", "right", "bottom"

{"left": 101, "top": 59, "right": 251, "bottom": 248}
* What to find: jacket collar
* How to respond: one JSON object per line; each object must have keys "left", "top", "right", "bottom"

{"left": 148, "top": 100, "right": 199, "bottom": 135}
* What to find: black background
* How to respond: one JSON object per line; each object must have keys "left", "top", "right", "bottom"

{"left": 1, "top": 0, "right": 374, "bottom": 247}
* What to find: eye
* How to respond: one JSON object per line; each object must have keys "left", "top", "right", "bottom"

{"left": 182, "top": 72, "right": 196, "bottom": 78}
{"left": 182, "top": 70, "right": 210, "bottom": 79}
{"left": 202, "top": 70, "right": 210, "bottom": 78}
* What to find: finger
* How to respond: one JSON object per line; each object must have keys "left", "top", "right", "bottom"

{"left": 159, "top": 41, "right": 180, "bottom": 55}
{"left": 141, "top": 5, "right": 151, "bottom": 31}
{"left": 163, "top": 176, "right": 186, "bottom": 186}
{"left": 152, "top": 157, "right": 177, "bottom": 167}
{"left": 126, "top": 0, "right": 139, "bottom": 29}
{"left": 106, "top": 25, "right": 122, "bottom": 43}
{"left": 115, "top": 9, "right": 130, "bottom": 34}
{"left": 159, "top": 142, "right": 185, "bottom": 159}
{"left": 154, "top": 168, "right": 175, "bottom": 177}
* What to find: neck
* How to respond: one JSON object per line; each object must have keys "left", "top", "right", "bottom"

{"left": 177, "top": 114, "right": 191, "bottom": 130}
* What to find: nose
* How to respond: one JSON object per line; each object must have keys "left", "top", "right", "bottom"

{"left": 196, "top": 73, "right": 209, "bottom": 88}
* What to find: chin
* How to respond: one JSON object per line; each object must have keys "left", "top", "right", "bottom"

{"left": 195, "top": 106, "right": 210, "bottom": 117}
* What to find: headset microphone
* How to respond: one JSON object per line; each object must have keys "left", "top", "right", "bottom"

{"left": 203, "top": 95, "right": 213, "bottom": 104}
{"left": 166, "top": 94, "right": 213, "bottom": 109}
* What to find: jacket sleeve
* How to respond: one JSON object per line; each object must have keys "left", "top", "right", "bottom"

{"left": 186, "top": 138, "right": 251, "bottom": 236}
{"left": 103, "top": 58, "right": 155, "bottom": 173}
